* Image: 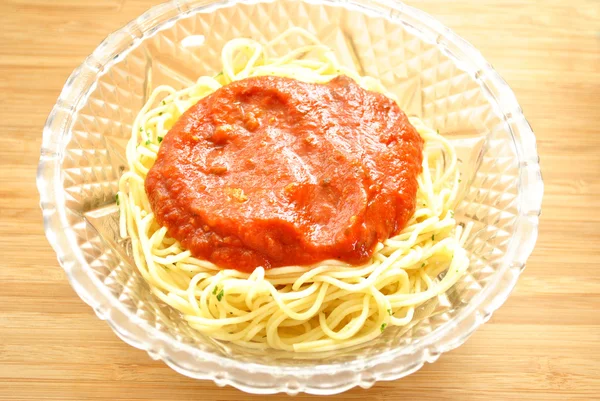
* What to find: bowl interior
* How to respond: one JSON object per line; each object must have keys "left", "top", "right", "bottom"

{"left": 56, "top": 0, "right": 521, "bottom": 367}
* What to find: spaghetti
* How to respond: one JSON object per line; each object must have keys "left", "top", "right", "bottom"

{"left": 117, "top": 28, "right": 471, "bottom": 352}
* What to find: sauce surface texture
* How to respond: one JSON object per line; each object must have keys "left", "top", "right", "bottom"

{"left": 145, "top": 76, "right": 423, "bottom": 272}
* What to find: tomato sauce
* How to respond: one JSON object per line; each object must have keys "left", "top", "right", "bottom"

{"left": 145, "top": 76, "right": 423, "bottom": 272}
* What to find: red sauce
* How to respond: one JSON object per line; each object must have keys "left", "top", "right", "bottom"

{"left": 145, "top": 76, "right": 423, "bottom": 272}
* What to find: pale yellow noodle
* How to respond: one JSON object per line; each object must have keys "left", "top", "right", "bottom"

{"left": 117, "top": 28, "right": 472, "bottom": 352}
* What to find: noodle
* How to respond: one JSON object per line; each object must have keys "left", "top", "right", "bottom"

{"left": 117, "top": 28, "right": 471, "bottom": 352}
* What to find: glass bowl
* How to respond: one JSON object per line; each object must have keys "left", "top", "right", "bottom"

{"left": 37, "top": 0, "right": 543, "bottom": 395}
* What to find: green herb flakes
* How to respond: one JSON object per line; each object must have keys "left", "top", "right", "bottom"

{"left": 380, "top": 323, "right": 387, "bottom": 332}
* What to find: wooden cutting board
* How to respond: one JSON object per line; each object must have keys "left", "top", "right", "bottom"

{"left": 0, "top": 0, "right": 598, "bottom": 399}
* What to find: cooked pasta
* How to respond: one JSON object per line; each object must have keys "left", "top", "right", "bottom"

{"left": 117, "top": 28, "right": 471, "bottom": 352}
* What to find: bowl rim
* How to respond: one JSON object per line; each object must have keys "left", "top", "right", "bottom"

{"left": 37, "top": 0, "right": 543, "bottom": 394}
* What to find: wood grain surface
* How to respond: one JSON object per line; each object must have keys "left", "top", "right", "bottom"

{"left": 1, "top": 0, "right": 599, "bottom": 399}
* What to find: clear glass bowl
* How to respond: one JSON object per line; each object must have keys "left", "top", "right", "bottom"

{"left": 37, "top": 0, "right": 543, "bottom": 395}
